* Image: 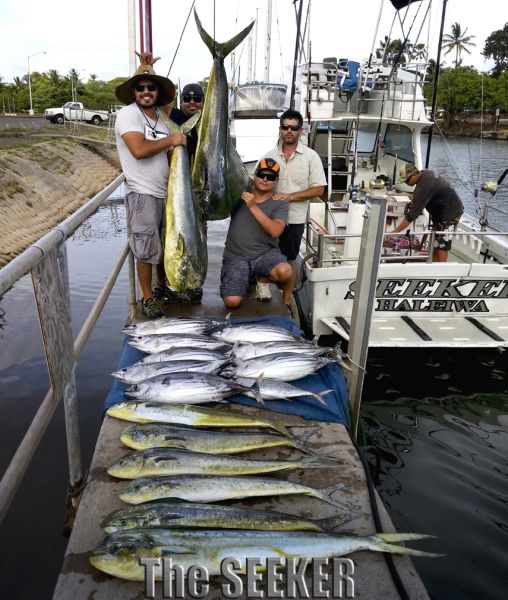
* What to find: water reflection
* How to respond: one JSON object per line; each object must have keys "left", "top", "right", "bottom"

{"left": 362, "top": 348, "right": 508, "bottom": 600}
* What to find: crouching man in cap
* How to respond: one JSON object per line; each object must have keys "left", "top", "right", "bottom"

{"left": 115, "top": 63, "right": 187, "bottom": 319}
{"left": 392, "top": 165, "right": 464, "bottom": 262}
{"left": 220, "top": 158, "right": 293, "bottom": 309}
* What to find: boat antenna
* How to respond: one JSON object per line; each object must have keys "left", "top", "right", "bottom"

{"left": 290, "top": 0, "right": 304, "bottom": 109}
{"left": 425, "top": 0, "right": 448, "bottom": 168}
{"left": 166, "top": 0, "right": 196, "bottom": 77}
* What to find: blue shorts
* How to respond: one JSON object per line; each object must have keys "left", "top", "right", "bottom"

{"left": 220, "top": 248, "right": 288, "bottom": 298}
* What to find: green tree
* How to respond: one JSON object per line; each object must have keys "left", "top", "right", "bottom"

{"left": 442, "top": 22, "right": 476, "bottom": 68}
{"left": 483, "top": 23, "right": 508, "bottom": 78}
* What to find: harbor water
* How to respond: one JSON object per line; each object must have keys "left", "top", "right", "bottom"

{"left": 0, "top": 137, "right": 507, "bottom": 599}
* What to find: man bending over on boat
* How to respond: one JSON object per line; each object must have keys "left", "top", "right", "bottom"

{"left": 115, "top": 62, "right": 186, "bottom": 319}
{"left": 260, "top": 109, "right": 326, "bottom": 315}
{"left": 392, "top": 166, "right": 464, "bottom": 262}
{"left": 220, "top": 158, "right": 292, "bottom": 309}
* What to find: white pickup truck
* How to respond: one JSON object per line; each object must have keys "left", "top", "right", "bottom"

{"left": 44, "top": 102, "right": 110, "bottom": 125}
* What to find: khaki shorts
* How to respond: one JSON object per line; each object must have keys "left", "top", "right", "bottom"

{"left": 125, "top": 192, "right": 165, "bottom": 264}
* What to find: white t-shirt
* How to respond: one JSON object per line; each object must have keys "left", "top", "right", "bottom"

{"left": 115, "top": 103, "right": 170, "bottom": 197}
{"left": 265, "top": 141, "right": 326, "bottom": 224}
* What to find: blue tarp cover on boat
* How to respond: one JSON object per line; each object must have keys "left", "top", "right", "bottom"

{"left": 104, "top": 316, "right": 349, "bottom": 426}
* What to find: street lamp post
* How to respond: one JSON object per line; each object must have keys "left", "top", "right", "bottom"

{"left": 28, "top": 51, "right": 46, "bottom": 116}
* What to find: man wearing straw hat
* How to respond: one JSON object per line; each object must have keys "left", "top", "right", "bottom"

{"left": 115, "top": 63, "right": 186, "bottom": 319}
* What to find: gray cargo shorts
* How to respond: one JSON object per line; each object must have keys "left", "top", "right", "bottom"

{"left": 125, "top": 192, "right": 165, "bottom": 264}
{"left": 220, "top": 248, "right": 288, "bottom": 298}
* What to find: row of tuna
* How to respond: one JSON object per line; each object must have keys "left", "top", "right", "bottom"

{"left": 90, "top": 315, "right": 439, "bottom": 581}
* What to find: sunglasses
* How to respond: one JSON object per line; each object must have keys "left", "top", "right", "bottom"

{"left": 280, "top": 124, "right": 300, "bottom": 131}
{"left": 255, "top": 171, "right": 278, "bottom": 181}
{"left": 135, "top": 83, "right": 157, "bottom": 92}
{"left": 183, "top": 95, "right": 203, "bottom": 103}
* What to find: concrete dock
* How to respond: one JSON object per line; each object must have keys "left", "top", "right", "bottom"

{"left": 52, "top": 221, "right": 430, "bottom": 599}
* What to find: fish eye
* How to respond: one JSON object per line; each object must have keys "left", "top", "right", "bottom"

{"left": 132, "top": 384, "right": 139, "bottom": 392}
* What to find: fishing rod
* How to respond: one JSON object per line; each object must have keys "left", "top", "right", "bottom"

{"left": 425, "top": 0, "right": 448, "bottom": 168}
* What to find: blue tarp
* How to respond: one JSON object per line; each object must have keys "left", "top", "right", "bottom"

{"left": 104, "top": 316, "right": 349, "bottom": 425}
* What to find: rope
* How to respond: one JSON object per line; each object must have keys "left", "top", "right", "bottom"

{"left": 433, "top": 121, "right": 478, "bottom": 201}
{"left": 166, "top": 0, "right": 196, "bottom": 77}
{"left": 274, "top": 0, "right": 285, "bottom": 81}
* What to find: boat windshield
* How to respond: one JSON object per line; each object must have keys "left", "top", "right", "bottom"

{"left": 231, "top": 84, "right": 287, "bottom": 117}
{"left": 383, "top": 124, "right": 415, "bottom": 163}
{"left": 353, "top": 123, "right": 378, "bottom": 153}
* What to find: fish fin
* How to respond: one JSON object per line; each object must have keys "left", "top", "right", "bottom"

{"left": 160, "top": 545, "right": 196, "bottom": 556}
{"left": 270, "top": 419, "right": 292, "bottom": 437}
{"left": 368, "top": 535, "right": 443, "bottom": 558}
{"left": 194, "top": 10, "right": 254, "bottom": 61}
{"left": 226, "top": 141, "right": 250, "bottom": 214}
{"left": 176, "top": 233, "right": 186, "bottom": 258}
{"left": 317, "top": 512, "right": 364, "bottom": 531}
{"left": 181, "top": 111, "right": 201, "bottom": 134}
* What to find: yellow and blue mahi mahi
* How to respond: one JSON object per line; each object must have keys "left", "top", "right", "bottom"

{"left": 159, "top": 111, "right": 207, "bottom": 292}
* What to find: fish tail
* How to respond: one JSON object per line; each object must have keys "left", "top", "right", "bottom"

{"left": 194, "top": 10, "right": 254, "bottom": 61}
{"left": 312, "top": 388, "right": 334, "bottom": 404}
{"left": 368, "top": 534, "right": 443, "bottom": 558}
{"left": 270, "top": 419, "right": 292, "bottom": 437}
{"left": 316, "top": 512, "right": 363, "bottom": 531}
{"left": 317, "top": 480, "right": 355, "bottom": 510}
{"left": 159, "top": 110, "right": 201, "bottom": 136}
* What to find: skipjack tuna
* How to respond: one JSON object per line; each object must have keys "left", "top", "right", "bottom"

{"left": 137, "top": 346, "right": 231, "bottom": 365}
{"left": 112, "top": 358, "right": 229, "bottom": 384}
{"left": 128, "top": 333, "right": 229, "bottom": 354}
{"left": 212, "top": 323, "right": 303, "bottom": 345}
{"left": 123, "top": 316, "right": 222, "bottom": 337}
{"left": 124, "top": 372, "right": 262, "bottom": 404}
{"left": 224, "top": 352, "right": 338, "bottom": 382}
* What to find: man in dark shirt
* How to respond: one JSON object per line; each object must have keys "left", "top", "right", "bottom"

{"left": 220, "top": 158, "right": 292, "bottom": 309}
{"left": 169, "top": 83, "right": 204, "bottom": 166}
{"left": 393, "top": 167, "right": 464, "bottom": 262}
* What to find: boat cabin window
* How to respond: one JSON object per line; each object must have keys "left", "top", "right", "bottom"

{"left": 351, "top": 123, "right": 378, "bottom": 153}
{"left": 383, "top": 124, "right": 415, "bottom": 163}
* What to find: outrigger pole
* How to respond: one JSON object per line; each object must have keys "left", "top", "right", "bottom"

{"left": 425, "top": 0, "right": 448, "bottom": 168}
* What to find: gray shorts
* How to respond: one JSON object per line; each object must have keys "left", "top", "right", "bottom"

{"left": 220, "top": 248, "right": 287, "bottom": 298}
{"left": 125, "top": 192, "right": 165, "bottom": 264}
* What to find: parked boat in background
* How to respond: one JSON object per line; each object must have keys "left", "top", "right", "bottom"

{"left": 283, "top": 0, "right": 508, "bottom": 348}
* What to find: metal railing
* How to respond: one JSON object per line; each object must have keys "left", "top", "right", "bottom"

{"left": 304, "top": 221, "right": 508, "bottom": 268}
{"left": 0, "top": 173, "right": 136, "bottom": 526}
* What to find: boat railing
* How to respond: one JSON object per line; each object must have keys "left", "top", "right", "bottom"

{"left": 303, "top": 222, "right": 508, "bottom": 267}
{"left": 302, "top": 58, "right": 430, "bottom": 122}
{"left": 0, "top": 173, "right": 134, "bottom": 527}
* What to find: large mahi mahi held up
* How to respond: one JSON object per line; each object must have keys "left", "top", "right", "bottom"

{"left": 192, "top": 11, "right": 253, "bottom": 220}
{"left": 159, "top": 111, "right": 207, "bottom": 292}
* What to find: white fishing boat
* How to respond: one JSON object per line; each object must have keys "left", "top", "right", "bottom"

{"left": 286, "top": 0, "right": 508, "bottom": 348}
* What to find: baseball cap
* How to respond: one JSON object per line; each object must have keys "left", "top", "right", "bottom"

{"left": 404, "top": 164, "right": 420, "bottom": 184}
{"left": 182, "top": 83, "right": 204, "bottom": 97}
{"left": 255, "top": 157, "right": 281, "bottom": 176}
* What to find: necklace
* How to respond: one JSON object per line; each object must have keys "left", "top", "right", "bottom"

{"left": 138, "top": 106, "right": 159, "bottom": 139}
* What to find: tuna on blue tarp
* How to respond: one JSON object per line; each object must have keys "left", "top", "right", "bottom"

{"left": 104, "top": 316, "right": 349, "bottom": 425}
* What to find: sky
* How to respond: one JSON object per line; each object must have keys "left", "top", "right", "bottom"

{"left": 1, "top": 0, "right": 505, "bottom": 87}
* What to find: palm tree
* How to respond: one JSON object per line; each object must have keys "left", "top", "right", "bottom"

{"left": 442, "top": 23, "right": 476, "bottom": 68}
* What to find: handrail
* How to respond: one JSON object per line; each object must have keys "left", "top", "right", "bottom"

{"left": 0, "top": 174, "right": 130, "bottom": 526}
{"left": 0, "top": 174, "right": 125, "bottom": 297}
